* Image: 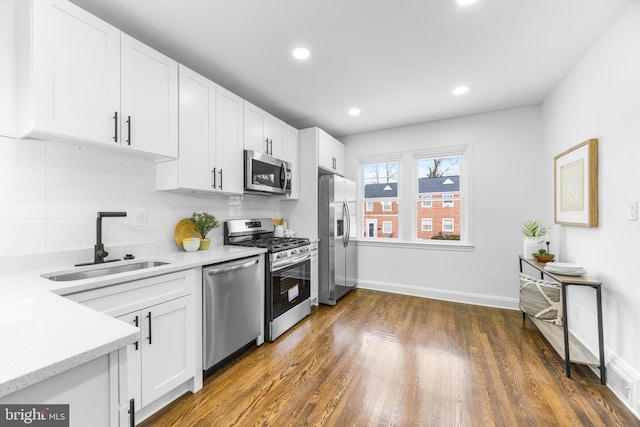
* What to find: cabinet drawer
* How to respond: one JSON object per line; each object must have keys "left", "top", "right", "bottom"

{"left": 66, "top": 269, "right": 195, "bottom": 317}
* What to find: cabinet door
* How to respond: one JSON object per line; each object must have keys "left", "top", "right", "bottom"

{"left": 178, "top": 64, "right": 216, "bottom": 191}
{"left": 121, "top": 33, "right": 178, "bottom": 158}
{"left": 284, "top": 125, "right": 299, "bottom": 199}
{"left": 216, "top": 85, "right": 244, "bottom": 194}
{"left": 140, "top": 296, "right": 194, "bottom": 407}
{"left": 265, "top": 115, "right": 286, "bottom": 159}
{"left": 18, "top": 0, "right": 120, "bottom": 144}
{"left": 117, "top": 312, "right": 142, "bottom": 413}
{"left": 243, "top": 101, "right": 268, "bottom": 154}
{"left": 318, "top": 130, "right": 344, "bottom": 174}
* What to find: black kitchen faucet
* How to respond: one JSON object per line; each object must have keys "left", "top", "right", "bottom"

{"left": 94, "top": 211, "right": 127, "bottom": 264}
{"left": 76, "top": 211, "right": 127, "bottom": 266}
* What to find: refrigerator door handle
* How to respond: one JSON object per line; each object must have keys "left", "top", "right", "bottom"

{"left": 343, "top": 201, "right": 350, "bottom": 247}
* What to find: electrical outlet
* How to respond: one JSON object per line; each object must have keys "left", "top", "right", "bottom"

{"left": 570, "top": 304, "right": 580, "bottom": 321}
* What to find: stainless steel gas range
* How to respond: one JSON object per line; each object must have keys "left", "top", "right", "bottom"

{"left": 224, "top": 218, "right": 311, "bottom": 341}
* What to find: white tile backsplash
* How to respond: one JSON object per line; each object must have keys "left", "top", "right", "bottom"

{"left": 0, "top": 135, "right": 284, "bottom": 270}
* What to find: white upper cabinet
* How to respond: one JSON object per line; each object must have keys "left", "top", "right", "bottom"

{"left": 174, "top": 64, "right": 217, "bottom": 191}
{"left": 16, "top": 0, "right": 121, "bottom": 145}
{"left": 16, "top": 0, "right": 178, "bottom": 159}
{"left": 120, "top": 34, "right": 178, "bottom": 158}
{"left": 318, "top": 129, "right": 345, "bottom": 175}
{"left": 156, "top": 65, "right": 243, "bottom": 194}
{"left": 243, "top": 100, "right": 286, "bottom": 159}
{"left": 215, "top": 85, "right": 244, "bottom": 194}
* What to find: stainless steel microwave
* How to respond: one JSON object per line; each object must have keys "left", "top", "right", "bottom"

{"left": 244, "top": 150, "right": 292, "bottom": 195}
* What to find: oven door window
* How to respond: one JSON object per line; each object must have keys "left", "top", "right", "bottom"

{"left": 271, "top": 260, "right": 311, "bottom": 319}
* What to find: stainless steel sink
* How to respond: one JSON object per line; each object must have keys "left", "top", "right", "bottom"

{"left": 43, "top": 261, "right": 170, "bottom": 282}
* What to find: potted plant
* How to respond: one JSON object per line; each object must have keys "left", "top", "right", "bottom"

{"left": 532, "top": 248, "right": 555, "bottom": 263}
{"left": 191, "top": 212, "right": 220, "bottom": 250}
{"left": 521, "top": 220, "right": 548, "bottom": 259}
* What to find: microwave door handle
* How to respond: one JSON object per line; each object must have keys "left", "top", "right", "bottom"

{"left": 280, "top": 162, "right": 287, "bottom": 192}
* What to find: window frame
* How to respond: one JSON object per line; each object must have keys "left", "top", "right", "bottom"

{"left": 357, "top": 145, "right": 471, "bottom": 249}
{"left": 443, "top": 193, "right": 454, "bottom": 207}
{"left": 360, "top": 157, "right": 402, "bottom": 241}
{"left": 421, "top": 218, "right": 432, "bottom": 232}
{"left": 382, "top": 221, "right": 392, "bottom": 234}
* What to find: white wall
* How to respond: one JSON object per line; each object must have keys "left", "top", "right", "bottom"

{"left": 341, "top": 106, "right": 543, "bottom": 308}
{"left": 541, "top": 0, "right": 640, "bottom": 407}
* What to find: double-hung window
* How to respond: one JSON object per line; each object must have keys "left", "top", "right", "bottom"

{"left": 360, "top": 146, "right": 468, "bottom": 245}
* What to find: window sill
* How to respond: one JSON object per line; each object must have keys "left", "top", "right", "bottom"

{"left": 355, "top": 239, "right": 474, "bottom": 252}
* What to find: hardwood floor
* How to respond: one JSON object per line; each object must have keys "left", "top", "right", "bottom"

{"left": 140, "top": 289, "right": 639, "bottom": 426}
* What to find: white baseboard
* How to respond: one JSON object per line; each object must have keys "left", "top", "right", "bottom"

{"left": 356, "top": 279, "right": 520, "bottom": 310}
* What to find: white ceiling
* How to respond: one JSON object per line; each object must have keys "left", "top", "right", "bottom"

{"left": 70, "top": 0, "right": 632, "bottom": 138}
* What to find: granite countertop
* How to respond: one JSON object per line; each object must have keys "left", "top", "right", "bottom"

{"left": 0, "top": 245, "right": 266, "bottom": 398}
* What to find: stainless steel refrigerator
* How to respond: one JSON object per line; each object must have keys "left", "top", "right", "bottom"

{"left": 318, "top": 175, "right": 357, "bottom": 305}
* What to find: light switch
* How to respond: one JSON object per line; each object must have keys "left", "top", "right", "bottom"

{"left": 628, "top": 201, "right": 638, "bottom": 221}
{"left": 135, "top": 209, "right": 147, "bottom": 227}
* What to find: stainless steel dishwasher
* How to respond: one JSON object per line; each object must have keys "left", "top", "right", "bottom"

{"left": 203, "top": 255, "right": 262, "bottom": 371}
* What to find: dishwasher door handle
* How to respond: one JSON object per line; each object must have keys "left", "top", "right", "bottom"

{"left": 207, "top": 258, "right": 259, "bottom": 275}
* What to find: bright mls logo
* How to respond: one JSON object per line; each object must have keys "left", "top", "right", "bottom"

{"left": 0, "top": 405, "right": 69, "bottom": 426}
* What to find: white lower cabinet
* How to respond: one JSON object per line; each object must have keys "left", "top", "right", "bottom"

{"left": 118, "top": 296, "right": 194, "bottom": 412}
{"left": 0, "top": 353, "right": 121, "bottom": 427}
{"left": 66, "top": 268, "right": 199, "bottom": 424}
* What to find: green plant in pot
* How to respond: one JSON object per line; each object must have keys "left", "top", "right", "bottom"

{"left": 191, "top": 212, "right": 220, "bottom": 250}
{"left": 521, "top": 220, "right": 549, "bottom": 259}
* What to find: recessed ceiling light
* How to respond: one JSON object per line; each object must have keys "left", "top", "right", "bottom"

{"left": 292, "top": 47, "right": 310, "bottom": 60}
{"left": 452, "top": 86, "right": 470, "bottom": 95}
{"left": 457, "top": 0, "right": 478, "bottom": 5}
{"left": 348, "top": 108, "right": 361, "bottom": 116}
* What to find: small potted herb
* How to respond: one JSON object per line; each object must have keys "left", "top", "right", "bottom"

{"left": 190, "top": 212, "right": 220, "bottom": 250}
{"left": 532, "top": 249, "right": 555, "bottom": 263}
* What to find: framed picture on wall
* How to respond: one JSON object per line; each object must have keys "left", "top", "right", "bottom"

{"left": 554, "top": 138, "right": 598, "bottom": 227}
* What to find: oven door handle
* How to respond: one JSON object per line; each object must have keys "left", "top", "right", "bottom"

{"left": 207, "top": 258, "right": 259, "bottom": 275}
{"left": 272, "top": 254, "right": 311, "bottom": 272}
